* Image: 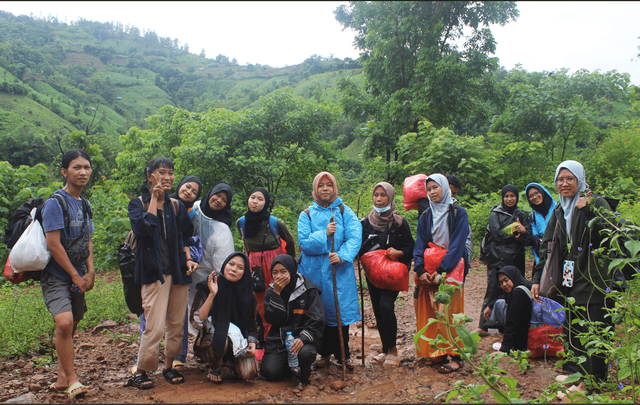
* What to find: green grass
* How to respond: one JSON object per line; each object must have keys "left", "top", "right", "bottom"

{"left": 0, "top": 271, "right": 131, "bottom": 359}
{"left": 341, "top": 135, "right": 366, "bottom": 159}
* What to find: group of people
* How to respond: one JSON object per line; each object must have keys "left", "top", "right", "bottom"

{"left": 34, "top": 148, "right": 620, "bottom": 397}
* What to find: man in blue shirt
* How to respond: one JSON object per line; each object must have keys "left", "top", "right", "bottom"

{"left": 40, "top": 149, "right": 95, "bottom": 398}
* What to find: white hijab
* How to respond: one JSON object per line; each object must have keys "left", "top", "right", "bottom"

{"left": 427, "top": 174, "right": 453, "bottom": 249}
{"left": 554, "top": 160, "right": 588, "bottom": 242}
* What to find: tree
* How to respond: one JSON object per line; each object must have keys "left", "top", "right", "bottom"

{"left": 334, "top": 1, "right": 518, "bottom": 178}
{"left": 490, "top": 67, "right": 630, "bottom": 161}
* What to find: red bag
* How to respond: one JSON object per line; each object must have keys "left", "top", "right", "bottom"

{"left": 527, "top": 324, "right": 564, "bottom": 358}
{"left": 413, "top": 243, "right": 464, "bottom": 286}
{"left": 4, "top": 257, "right": 31, "bottom": 284}
{"left": 360, "top": 249, "right": 409, "bottom": 292}
{"left": 403, "top": 174, "right": 428, "bottom": 211}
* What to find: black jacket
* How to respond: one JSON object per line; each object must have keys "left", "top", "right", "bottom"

{"left": 500, "top": 286, "right": 532, "bottom": 353}
{"left": 485, "top": 205, "right": 532, "bottom": 269}
{"left": 128, "top": 191, "right": 194, "bottom": 285}
{"left": 359, "top": 217, "right": 415, "bottom": 270}
{"left": 263, "top": 274, "right": 325, "bottom": 353}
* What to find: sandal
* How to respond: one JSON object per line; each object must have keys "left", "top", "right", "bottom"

{"left": 338, "top": 358, "right": 356, "bottom": 370}
{"left": 439, "top": 359, "right": 464, "bottom": 374}
{"left": 371, "top": 353, "right": 387, "bottom": 365}
{"left": 63, "top": 381, "right": 89, "bottom": 398}
{"left": 383, "top": 354, "right": 400, "bottom": 368}
{"left": 423, "top": 355, "right": 446, "bottom": 366}
{"left": 49, "top": 382, "right": 68, "bottom": 392}
{"left": 314, "top": 356, "right": 331, "bottom": 368}
{"left": 162, "top": 367, "right": 185, "bottom": 385}
{"left": 207, "top": 370, "right": 223, "bottom": 385}
{"left": 172, "top": 360, "right": 186, "bottom": 369}
{"left": 126, "top": 371, "right": 154, "bottom": 389}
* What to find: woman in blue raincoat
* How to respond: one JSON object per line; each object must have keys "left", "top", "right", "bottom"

{"left": 524, "top": 183, "right": 557, "bottom": 264}
{"left": 297, "top": 171, "right": 362, "bottom": 369}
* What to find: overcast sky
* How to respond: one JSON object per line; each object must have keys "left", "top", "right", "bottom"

{"left": 2, "top": 1, "right": 639, "bottom": 85}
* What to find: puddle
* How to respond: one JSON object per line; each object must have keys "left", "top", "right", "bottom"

{"left": 355, "top": 381, "right": 395, "bottom": 397}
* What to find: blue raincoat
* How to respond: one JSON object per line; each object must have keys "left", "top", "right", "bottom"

{"left": 525, "top": 183, "right": 557, "bottom": 264}
{"left": 297, "top": 197, "right": 362, "bottom": 327}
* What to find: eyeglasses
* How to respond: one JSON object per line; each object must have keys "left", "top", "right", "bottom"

{"left": 528, "top": 191, "right": 541, "bottom": 198}
{"left": 555, "top": 177, "right": 576, "bottom": 185}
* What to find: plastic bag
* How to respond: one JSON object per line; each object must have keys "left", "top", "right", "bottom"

{"left": 360, "top": 249, "right": 409, "bottom": 292}
{"left": 501, "top": 222, "right": 517, "bottom": 235}
{"left": 9, "top": 208, "right": 51, "bottom": 272}
{"left": 414, "top": 243, "right": 464, "bottom": 286}
{"left": 4, "top": 257, "right": 30, "bottom": 284}
{"left": 403, "top": 174, "right": 428, "bottom": 211}
{"left": 528, "top": 324, "right": 564, "bottom": 358}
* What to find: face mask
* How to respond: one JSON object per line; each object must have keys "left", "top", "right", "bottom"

{"left": 373, "top": 205, "right": 391, "bottom": 214}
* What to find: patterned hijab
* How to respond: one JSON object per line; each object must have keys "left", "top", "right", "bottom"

{"left": 368, "top": 182, "right": 403, "bottom": 232}
{"left": 555, "top": 160, "right": 588, "bottom": 241}
{"left": 312, "top": 171, "right": 338, "bottom": 208}
{"left": 426, "top": 174, "right": 452, "bottom": 249}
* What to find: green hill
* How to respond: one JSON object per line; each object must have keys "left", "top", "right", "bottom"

{"left": 0, "top": 10, "right": 365, "bottom": 167}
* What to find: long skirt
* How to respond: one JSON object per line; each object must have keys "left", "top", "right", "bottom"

{"left": 248, "top": 245, "right": 287, "bottom": 341}
{"left": 415, "top": 283, "right": 464, "bottom": 358}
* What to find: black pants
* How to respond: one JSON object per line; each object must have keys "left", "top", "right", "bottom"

{"left": 479, "top": 263, "right": 502, "bottom": 330}
{"left": 563, "top": 300, "right": 612, "bottom": 382}
{"left": 261, "top": 343, "right": 317, "bottom": 383}
{"left": 366, "top": 277, "right": 399, "bottom": 353}
{"left": 318, "top": 324, "right": 350, "bottom": 360}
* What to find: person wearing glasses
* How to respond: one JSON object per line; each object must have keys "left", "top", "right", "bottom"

{"left": 524, "top": 183, "right": 557, "bottom": 265}
{"left": 531, "top": 160, "right": 616, "bottom": 385}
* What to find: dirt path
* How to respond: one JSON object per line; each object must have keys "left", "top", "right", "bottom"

{"left": 0, "top": 258, "right": 562, "bottom": 404}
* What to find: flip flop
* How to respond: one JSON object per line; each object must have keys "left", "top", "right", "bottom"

{"left": 172, "top": 360, "right": 186, "bottom": 369}
{"left": 207, "top": 370, "right": 223, "bottom": 384}
{"left": 49, "top": 382, "right": 68, "bottom": 392}
{"left": 473, "top": 328, "right": 489, "bottom": 337}
{"left": 63, "top": 381, "right": 89, "bottom": 398}
{"left": 423, "top": 355, "right": 447, "bottom": 366}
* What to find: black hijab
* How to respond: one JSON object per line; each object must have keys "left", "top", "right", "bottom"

{"left": 243, "top": 187, "right": 271, "bottom": 239}
{"left": 197, "top": 252, "right": 253, "bottom": 358}
{"left": 271, "top": 254, "right": 298, "bottom": 303}
{"left": 170, "top": 176, "right": 202, "bottom": 210}
{"left": 496, "top": 265, "right": 532, "bottom": 306}
{"left": 200, "top": 183, "right": 233, "bottom": 227}
{"left": 501, "top": 185, "right": 519, "bottom": 215}
{"left": 525, "top": 184, "right": 553, "bottom": 217}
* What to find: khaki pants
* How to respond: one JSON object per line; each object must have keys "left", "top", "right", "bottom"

{"left": 137, "top": 274, "right": 189, "bottom": 372}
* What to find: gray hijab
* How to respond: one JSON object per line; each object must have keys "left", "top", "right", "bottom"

{"left": 554, "top": 160, "right": 588, "bottom": 242}
{"left": 427, "top": 174, "right": 453, "bottom": 249}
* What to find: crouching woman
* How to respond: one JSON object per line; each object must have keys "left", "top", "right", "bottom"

{"left": 261, "top": 255, "right": 325, "bottom": 386}
{"left": 190, "top": 252, "right": 259, "bottom": 384}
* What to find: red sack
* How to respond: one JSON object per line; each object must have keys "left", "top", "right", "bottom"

{"left": 4, "top": 257, "right": 30, "bottom": 284}
{"left": 528, "top": 324, "right": 564, "bottom": 358}
{"left": 360, "top": 249, "right": 409, "bottom": 292}
{"left": 413, "top": 243, "right": 464, "bottom": 286}
{"left": 403, "top": 174, "right": 428, "bottom": 211}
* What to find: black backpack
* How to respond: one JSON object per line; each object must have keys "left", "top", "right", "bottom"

{"left": 3, "top": 192, "right": 88, "bottom": 281}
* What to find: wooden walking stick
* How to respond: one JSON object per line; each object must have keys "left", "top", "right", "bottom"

{"left": 355, "top": 192, "right": 366, "bottom": 366}
{"left": 329, "top": 212, "right": 347, "bottom": 380}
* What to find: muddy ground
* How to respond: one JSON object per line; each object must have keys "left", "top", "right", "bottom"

{"left": 0, "top": 258, "right": 564, "bottom": 404}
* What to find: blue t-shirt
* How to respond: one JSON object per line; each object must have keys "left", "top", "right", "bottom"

{"left": 42, "top": 190, "right": 95, "bottom": 281}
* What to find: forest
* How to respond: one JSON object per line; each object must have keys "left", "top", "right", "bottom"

{"left": 1, "top": 1, "right": 640, "bottom": 402}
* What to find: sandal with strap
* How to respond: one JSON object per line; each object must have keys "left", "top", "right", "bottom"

{"left": 163, "top": 367, "right": 185, "bottom": 385}
{"left": 439, "top": 358, "right": 464, "bottom": 374}
{"left": 338, "top": 358, "right": 356, "bottom": 370}
{"left": 126, "top": 371, "right": 154, "bottom": 389}
{"left": 207, "top": 370, "right": 223, "bottom": 384}
{"left": 423, "top": 355, "right": 447, "bottom": 366}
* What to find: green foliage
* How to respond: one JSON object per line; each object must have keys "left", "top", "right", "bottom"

{"left": 335, "top": 1, "right": 518, "bottom": 178}
{"left": 491, "top": 67, "right": 630, "bottom": 162}
{"left": 89, "top": 180, "right": 131, "bottom": 270}
{"left": 0, "top": 272, "right": 131, "bottom": 359}
{"left": 586, "top": 121, "right": 640, "bottom": 191}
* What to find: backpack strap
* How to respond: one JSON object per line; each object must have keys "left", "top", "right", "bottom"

{"left": 268, "top": 215, "right": 279, "bottom": 239}
{"left": 170, "top": 197, "right": 180, "bottom": 216}
{"left": 516, "top": 285, "right": 533, "bottom": 299}
{"left": 238, "top": 216, "right": 246, "bottom": 239}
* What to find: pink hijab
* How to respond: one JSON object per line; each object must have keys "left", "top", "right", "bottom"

{"left": 312, "top": 171, "right": 338, "bottom": 208}
{"left": 369, "top": 182, "right": 403, "bottom": 231}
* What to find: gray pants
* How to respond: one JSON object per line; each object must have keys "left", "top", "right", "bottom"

{"left": 483, "top": 299, "right": 507, "bottom": 329}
